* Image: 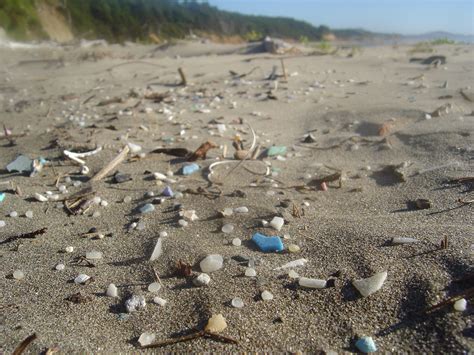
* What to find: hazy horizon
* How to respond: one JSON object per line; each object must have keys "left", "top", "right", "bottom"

{"left": 206, "top": 0, "right": 474, "bottom": 36}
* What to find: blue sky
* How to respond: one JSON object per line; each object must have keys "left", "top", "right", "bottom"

{"left": 206, "top": 0, "right": 474, "bottom": 35}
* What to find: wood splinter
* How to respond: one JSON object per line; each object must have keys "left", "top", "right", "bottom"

{"left": 178, "top": 67, "right": 187, "bottom": 86}
{"left": 141, "top": 330, "right": 238, "bottom": 349}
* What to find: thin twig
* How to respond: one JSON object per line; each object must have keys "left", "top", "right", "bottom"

{"left": 178, "top": 67, "right": 187, "bottom": 86}
{"left": 1, "top": 228, "right": 47, "bottom": 245}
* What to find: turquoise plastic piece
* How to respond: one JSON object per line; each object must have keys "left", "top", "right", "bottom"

{"left": 252, "top": 232, "right": 284, "bottom": 252}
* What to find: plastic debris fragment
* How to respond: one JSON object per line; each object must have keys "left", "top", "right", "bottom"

{"left": 252, "top": 232, "right": 284, "bottom": 252}
{"left": 353, "top": 271, "right": 387, "bottom": 297}
{"left": 181, "top": 163, "right": 200, "bottom": 175}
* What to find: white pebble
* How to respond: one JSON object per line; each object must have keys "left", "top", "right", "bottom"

{"left": 153, "top": 297, "right": 167, "bottom": 306}
{"left": 138, "top": 332, "right": 156, "bottom": 347}
{"left": 159, "top": 231, "right": 168, "bottom": 238}
{"left": 231, "top": 297, "right": 244, "bottom": 308}
{"left": 9, "top": 211, "right": 18, "bottom": 218}
{"left": 125, "top": 295, "right": 146, "bottom": 313}
{"left": 92, "top": 211, "right": 101, "bottom": 218}
{"left": 86, "top": 250, "right": 103, "bottom": 260}
{"left": 106, "top": 283, "right": 118, "bottom": 297}
{"left": 261, "top": 290, "right": 273, "bottom": 301}
{"left": 0, "top": 220, "right": 5, "bottom": 228}
{"left": 100, "top": 200, "right": 108, "bottom": 207}
{"left": 34, "top": 193, "right": 48, "bottom": 202}
{"left": 55, "top": 263, "right": 65, "bottom": 271}
{"left": 200, "top": 254, "right": 223, "bottom": 273}
{"left": 221, "top": 208, "right": 233, "bottom": 217}
{"left": 92, "top": 196, "right": 101, "bottom": 204}
{"left": 288, "top": 270, "right": 299, "bottom": 279}
{"left": 232, "top": 238, "right": 242, "bottom": 246}
{"left": 25, "top": 210, "right": 33, "bottom": 219}
{"left": 13, "top": 270, "right": 25, "bottom": 280}
{"left": 221, "top": 224, "right": 234, "bottom": 234}
{"left": 148, "top": 282, "right": 161, "bottom": 293}
{"left": 245, "top": 268, "right": 257, "bottom": 277}
{"left": 454, "top": 298, "right": 467, "bottom": 312}
{"left": 178, "top": 219, "right": 188, "bottom": 227}
{"left": 65, "top": 246, "right": 74, "bottom": 253}
{"left": 123, "top": 196, "right": 132, "bottom": 203}
{"left": 193, "top": 273, "right": 211, "bottom": 287}
{"left": 234, "top": 206, "right": 249, "bottom": 213}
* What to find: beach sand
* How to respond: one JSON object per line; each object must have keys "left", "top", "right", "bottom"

{"left": 0, "top": 40, "right": 473, "bottom": 353}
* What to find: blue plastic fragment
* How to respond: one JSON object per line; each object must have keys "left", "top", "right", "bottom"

{"left": 252, "top": 232, "right": 284, "bottom": 252}
{"left": 0, "top": 192, "right": 5, "bottom": 203}
{"left": 181, "top": 163, "right": 200, "bottom": 176}
{"left": 162, "top": 186, "right": 174, "bottom": 197}
{"left": 355, "top": 336, "right": 377, "bottom": 353}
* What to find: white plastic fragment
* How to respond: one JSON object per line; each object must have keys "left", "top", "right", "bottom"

{"left": 353, "top": 271, "right": 388, "bottom": 297}
{"left": 64, "top": 146, "right": 102, "bottom": 165}
{"left": 106, "top": 283, "right": 118, "bottom": 297}
{"left": 153, "top": 297, "right": 167, "bottom": 306}
{"left": 299, "top": 277, "right": 327, "bottom": 289}
{"left": 150, "top": 237, "right": 163, "bottom": 261}
{"left": 125, "top": 295, "right": 146, "bottom": 313}
{"left": 65, "top": 246, "right": 74, "bottom": 253}
{"left": 274, "top": 258, "right": 308, "bottom": 270}
{"left": 200, "top": 254, "right": 223, "bottom": 273}
{"left": 25, "top": 210, "right": 33, "bottom": 218}
{"left": 288, "top": 270, "right": 299, "bottom": 279}
{"left": 269, "top": 216, "right": 284, "bottom": 231}
{"left": 127, "top": 142, "right": 142, "bottom": 153}
{"left": 13, "top": 270, "right": 25, "bottom": 280}
{"left": 234, "top": 206, "right": 249, "bottom": 213}
{"left": 392, "top": 237, "right": 418, "bottom": 244}
{"left": 55, "top": 263, "right": 65, "bottom": 271}
{"left": 74, "top": 274, "right": 91, "bottom": 284}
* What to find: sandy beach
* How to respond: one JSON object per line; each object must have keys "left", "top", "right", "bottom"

{"left": 0, "top": 39, "right": 473, "bottom": 353}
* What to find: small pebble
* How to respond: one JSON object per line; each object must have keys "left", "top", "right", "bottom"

{"left": 205, "top": 314, "right": 227, "bottom": 333}
{"left": 288, "top": 270, "right": 299, "bottom": 279}
{"left": 221, "top": 208, "right": 233, "bottom": 217}
{"left": 153, "top": 297, "right": 167, "bottom": 306}
{"left": 65, "top": 246, "right": 74, "bottom": 253}
{"left": 93, "top": 196, "right": 102, "bottom": 204}
{"left": 123, "top": 196, "right": 132, "bottom": 203}
{"left": 221, "top": 223, "right": 234, "bottom": 234}
{"left": 24, "top": 210, "right": 33, "bottom": 218}
{"left": 454, "top": 298, "right": 467, "bottom": 312}
{"left": 125, "top": 295, "right": 146, "bottom": 313}
{"left": 9, "top": 211, "right": 18, "bottom": 218}
{"left": 138, "top": 332, "right": 156, "bottom": 347}
{"left": 100, "top": 200, "right": 108, "bottom": 207}
{"left": 106, "top": 283, "right": 118, "bottom": 297}
{"left": 269, "top": 216, "right": 284, "bottom": 231}
{"left": 86, "top": 251, "right": 103, "bottom": 260}
{"left": 148, "top": 282, "right": 161, "bottom": 293}
{"left": 92, "top": 211, "right": 101, "bottom": 218}
{"left": 193, "top": 273, "right": 211, "bottom": 287}
{"left": 159, "top": 231, "right": 168, "bottom": 238}
{"left": 234, "top": 206, "right": 249, "bottom": 213}
{"left": 232, "top": 238, "right": 242, "bottom": 246}
{"left": 13, "top": 270, "right": 25, "bottom": 280}
{"left": 231, "top": 297, "right": 244, "bottom": 308}
{"left": 261, "top": 290, "right": 274, "bottom": 301}
{"left": 178, "top": 219, "right": 188, "bottom": 227}
{"left": 245, "top": 267, "right": 257, "bottom": 277}
{"left": 355, "top": 336, "right": 377, "bottom": 353}
{"left": 0, "top": 220, "right": 5, "bottom": 228}
{"left": 288, "top": 244, "right": 301, "bottom": 253}
{"left": 200, "top": 254, "right": 223, "bottom": 273}
{"left": 34, "top": 193, "right": 48, "bottom": 202}
{"left": 139, "top": 203, "right": 155, "bottom": 214}
{"left": 55, "top": 263, "right": 65, "bottom": 271}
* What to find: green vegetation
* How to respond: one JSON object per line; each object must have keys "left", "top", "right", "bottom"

{"left": 430, "top": 37, "right": 456, "bottom": 45}
{"left": 0, "top": 0, "right": 332, "bottom": 43}
{"left": 0, "top": 0, "right": 46, "bottom": 40}
{"left": 409, "top": 41, "right": 434, "bottom": 54}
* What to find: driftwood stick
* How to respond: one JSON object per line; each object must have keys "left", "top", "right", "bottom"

{"left": 13, "top": 333, "right": 37, "bottom": 355}
{"left": 91, "top": 146, "right": 129, "bottom": 182}
{"left": 142, "top": 331, "right": 205, "bottom": 348}
{"left": 280, "top": 58, "right": 287, "bottom": 81}
{"left": 178, "top": 67, "right": 187, "bottom": 86}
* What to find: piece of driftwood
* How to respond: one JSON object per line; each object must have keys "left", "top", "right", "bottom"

{"left": 91, "top": 146, "right": 129, "bottom": 182}
{"left": 13, "top": 333, "right": 37, "bottom": 355}
{"left": 178, "top": 67, "right": 187, "bottom": 86}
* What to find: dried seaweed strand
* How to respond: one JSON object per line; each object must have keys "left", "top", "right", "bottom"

{"left": 13, "top": 333, "right": 37, "bottom": 355}
{"left": 1, "top": 228, "right": 47, "bottom": 245}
